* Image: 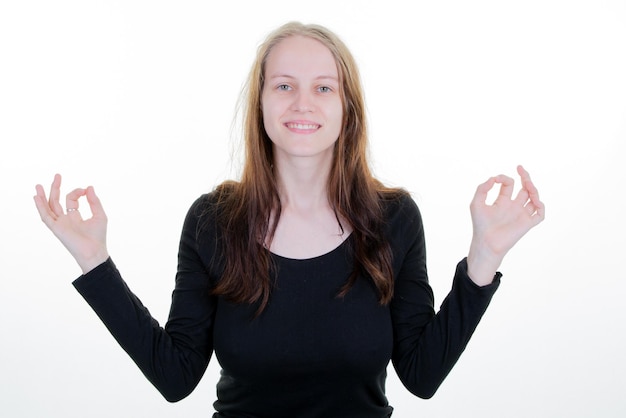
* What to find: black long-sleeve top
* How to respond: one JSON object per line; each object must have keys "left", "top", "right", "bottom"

{"left": 73, "top": 192, "right": 500, "bottom": 417}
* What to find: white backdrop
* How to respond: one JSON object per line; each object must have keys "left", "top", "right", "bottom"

{"left": 2, "top": 1, "right": 625, "bottom": 417}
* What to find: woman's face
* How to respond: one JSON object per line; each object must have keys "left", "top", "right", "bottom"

{"left": 261, "top": 35, "right": 343, "bottom": 167}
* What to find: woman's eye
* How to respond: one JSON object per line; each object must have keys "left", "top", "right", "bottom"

{"left": 277, "top": 84, "right": 291, "bottom": 91}
{"left": 318, "top": 86, "right": 331, "bottom": 93}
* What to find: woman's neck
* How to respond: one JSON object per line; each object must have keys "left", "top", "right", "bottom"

{"left": 268, "top": 153, "right": 352, "bottom": 259}
{"left": 273, "top": 154, "right": 332, "bottom": 213}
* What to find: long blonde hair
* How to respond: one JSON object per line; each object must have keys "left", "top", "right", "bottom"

{"left": 211, "top": 22, "right": 405, "bottom": 314}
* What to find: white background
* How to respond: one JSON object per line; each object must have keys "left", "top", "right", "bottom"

{"left": 2, "top": 1, "right": 625, "bottom": 417}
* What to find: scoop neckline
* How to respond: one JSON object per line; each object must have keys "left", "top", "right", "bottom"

{"left": 270, "top": 233, "right": 353, "bottom": 262}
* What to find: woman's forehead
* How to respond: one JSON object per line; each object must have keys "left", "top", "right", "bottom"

{"left": 264, "top": 35, "right": 338, "bottom": 79}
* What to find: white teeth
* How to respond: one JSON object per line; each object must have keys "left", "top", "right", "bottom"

{"left": 287, "top": 123, "right": 319, "bottom": 130}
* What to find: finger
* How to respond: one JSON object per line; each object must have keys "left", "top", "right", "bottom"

{"left": 85, "top": 186, "right": 107, "bottom": 219}
{"left": 494, "top": 174, "right": 515, "bottom": 200}
{"left": 524, "top": 200, "right": 537, "bottom": 215}
{"left": 48, "top": 174, "right": 64, "bottom": 217}
{"left": 514, "top": 187, "right": 529, "bottom": 205}
{"left": 518, "top": 165, "right": 541, "bottom": 205}
{"left": 533, "top": 200, "right": 546, "bottom": 224}
{"left": 34, "top": 184, "right": 58, "bottom": 223}
{"left": 471, "top": 177, "right": 496, "bottom": 208}
{"left": 35, "top": 183, "right": 47, "bottom": 201}
{"left": 518, "top": 166, "right": 545, "bottom": 225}
{"left": 66, "top": 188, "right": 87, "bottom": 216}
{"left": 523, "top": 197, "right": 546, "bottom": 225}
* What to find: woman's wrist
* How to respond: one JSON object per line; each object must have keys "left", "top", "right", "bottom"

{"left": 466, "top": 239, "right": 504, "bottom": 286}
{"left": 77, "top": 250, "right": 110, "bottom": 275}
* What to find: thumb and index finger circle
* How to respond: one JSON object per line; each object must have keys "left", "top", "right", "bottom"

{"left": 64, "top": 186, "right": 107, "bottom": 218}
{"left": 65, "top": 188, "right": 86, "bottom": 216}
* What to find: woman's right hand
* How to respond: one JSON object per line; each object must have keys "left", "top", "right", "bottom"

{"left": 34, "top": 174, "right": 109, "bottom": 274}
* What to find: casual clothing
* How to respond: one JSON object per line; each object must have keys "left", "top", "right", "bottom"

{"left": 73, "top": 192, "right": 500, "bottom": 417}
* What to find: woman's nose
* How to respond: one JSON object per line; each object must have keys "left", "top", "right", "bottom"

{"left": 291, "top": 90, "right": 314, "bottom": 112}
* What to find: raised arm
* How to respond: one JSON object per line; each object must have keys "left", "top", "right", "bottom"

{"left": 391, "top": 166, "right": 545, "bottom": 398}
{"left": 34, "top": 176, "right": 216, "bottom": 401}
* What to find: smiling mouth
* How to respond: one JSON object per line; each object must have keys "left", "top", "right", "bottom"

{"left": 285, "top": 122, "right": 320, "bottom": 130}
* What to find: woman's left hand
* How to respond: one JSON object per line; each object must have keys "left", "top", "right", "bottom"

{"left": 466, "top": 165, "right": 545, "bottom": 286}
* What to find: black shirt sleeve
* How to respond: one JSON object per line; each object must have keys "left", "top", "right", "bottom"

{"left": 389, "top": 195, "right": 500, "bottom": 398}
{"left": 72, "top": 195, "right": 217, "bottom": 402}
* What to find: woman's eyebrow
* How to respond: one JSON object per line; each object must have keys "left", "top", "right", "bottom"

{"left": 267, "top": 74, "right": 338, "bottom": 82}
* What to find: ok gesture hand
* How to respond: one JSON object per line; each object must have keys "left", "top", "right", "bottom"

{"left": 34, "top": 174, "right": 109, "bottom": 274}
{"left": 467, "top": 165, "right": 545, "bottom": 286}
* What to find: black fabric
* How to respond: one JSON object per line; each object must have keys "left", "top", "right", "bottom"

{"left": 73, "top": 193, "right": 500, "bottom": 417}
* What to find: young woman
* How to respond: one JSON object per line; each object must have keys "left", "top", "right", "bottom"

{"left": 34, "top": 22, "right": 545, "bottom": 417}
